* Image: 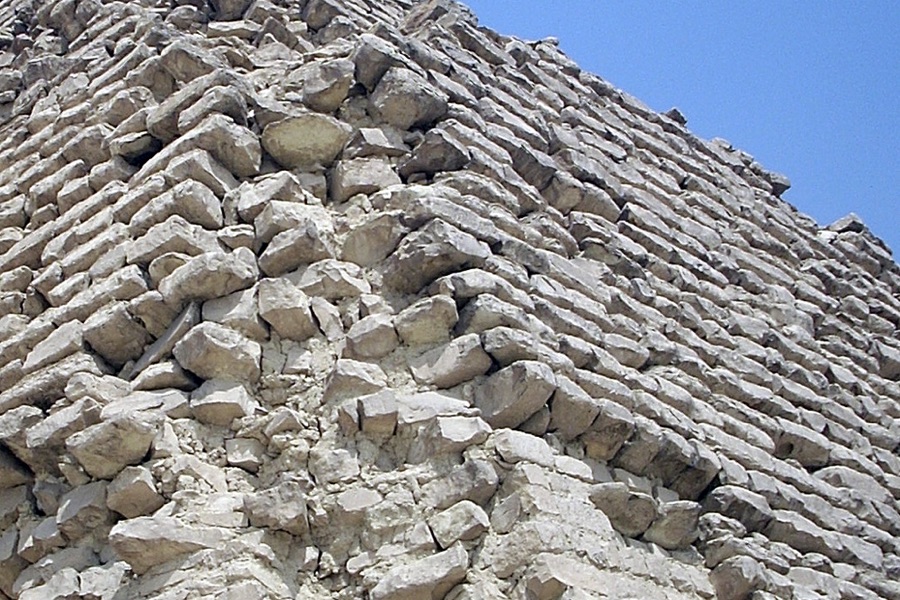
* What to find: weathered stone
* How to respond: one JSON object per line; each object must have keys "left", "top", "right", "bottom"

{"left": 83, "top": 302, "right": 152, "bottom": 368}
{"left": 21, "top": 320, "right": 83, "bottom": 374}
{"left": 710, "top": 555, "right": 766, "bottom": 600}
{"left": 341, "top": 212, "right": 408, "bottom": 267}
{"left": 225, "top": 437, "right": 266, "bottom": 472}
{"left": 345, "top": 314, "right": 398, "bottom": 359}
{"left": 256, "top": 278, "right": 318, "bottom": 342}
{"left": 0, "top": 448, "right": 30, "bottom": 489}
{"left": 399, "top": 127, "right": 470, "bottom": 177}
{"left": 323, "top": 359, "right": 387, "bottom": 402}
{"left": 244, "top": 480, "right": 309, "bottom": 535}
{"left": 109, "top": 516, "right": 226, "bottom": 574}
{"left": 159, "top": 248, "right": 259, "bottom": 306}
{"left": 704, "top": 485, "right": 774, "bottom": 533}
{"left": 643, "top": 500, "right": 701, "bottom": 550}
{"left": 395, "top": 295, "right": 459, "bottom": 345}
{"left": 369, "top": 67, "right": 449, "bottom": 130}
{"left": 384, "top": 219, "right": 491, "bottom": 294}
{"left": 409, "top": 333, "right": 492, "bottom": 388}
{"left": 106, "top": 466, "right": 165, "bottom": 518}
{"left": 261, "top": 113, "right": 351, "bottom": 169}
{"left": 331, "top": 157, "right": 401, "bottom": 203}
{"left": 56, "top": 481, "right": 110, "bottom": 541}
{"left": 173, "top": 322, "right": 262, "bottom": 381}
{"left": 474, "top": 360, "right": 556, "bottom": 429}
{"left": 258, "top": 219, "right": 336, "bottom": 277}
{"left": 589, "top": 481, "right": 658, "bottom": 538}
{"left": 289, "top": 259, "right": 371, "bottom": 299}
{"left": 428, "top": 500, "right": 489, "bottom": 549}
{"left": 191, "top": 379, "right": 258, "bottom": 426}
{"left": 287, "top": 57, "right": 354, "bottom": 113}
{"left": 66, "top": 412, "right": 158, "bottom": 480}
{"left": 370, "top": 543, "right": 468, "bottom": 600}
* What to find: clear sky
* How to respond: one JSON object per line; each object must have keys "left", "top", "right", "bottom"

{"left": 464, "top": 1, "right": 899, "bottom": 258}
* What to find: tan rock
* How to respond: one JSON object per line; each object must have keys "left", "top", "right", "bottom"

{"left": 428, "top": 500, "right": 489, "bottom": 549}
{"left": 589, "top": 482, "right": 658, "bottom": 538}
{"left": 474, "top": 361, "right": 556, "bottom": 429}
{"left": 395, "top": 295, "right": 458, "bottom": 346}
{"left": 345, "top": 314, "right": 398, "bottom": 359}
{"left": 409, "top": 333, "right": 492, "bottom": 389}
{"left": 258, "top": 220, "right": 336, "bottom": 277}
{"left": 286, "top": 57, "right": 355, "bottom": 113}
{"left": 370, "top": 543, "right": 468, "bottom": 600}
{"left": 191, "top": 379, "right": 258, "bottom": 426}
{"left": 109, "top": 516, "right": 227, "bottom": 574}
{"left": 56, "top": 481, "right": 110, "bottom": 541}
{"left": 173, "top": 322, "right": 262, "bottom": 382}
{"left": 257, "top": 278, "right": 318, "bottom": 341}
{"left": 330, "top": 158, "right": 401, "bottom": 203}
{"left": 369, "top": 66, "right": 449, "bottom": 130}
{"left": 66, "top": 412, "right": 158, "bottom": 480}
{"left": 244, "top": 481, "right": 308, "bottom": 535}
{"left": 106, "top": 466, "right": 165, "bottom": 518}
{"left": 159, "top": 248, "right": 259, "bottom": 306}
{"left": 261, "top": 113, "right": 351, "bottom": 169}
{"left": 643, "top": 500, "right": 701, "bottom": 550}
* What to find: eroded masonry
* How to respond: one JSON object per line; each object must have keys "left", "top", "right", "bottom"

{"left": 0, "top": 0, "right": 898, "bottom": 599}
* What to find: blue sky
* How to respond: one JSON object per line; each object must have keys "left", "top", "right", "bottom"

{"left": 464, "top": 1, "right": 899, "bottom": 258}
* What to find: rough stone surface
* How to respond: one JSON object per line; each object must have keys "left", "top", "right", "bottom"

{"left": 0, "top": 1, "right": 896, "bottom": 599}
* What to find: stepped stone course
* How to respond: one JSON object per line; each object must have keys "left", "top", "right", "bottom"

{"left": 0, "top": 0, "right": 898, "bottom": 598}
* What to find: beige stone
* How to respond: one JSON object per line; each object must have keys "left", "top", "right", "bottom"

{"left": 261, "top": 113, "right": 351, "bottom": 169}
{"left": 409, "top": 333, "right": 492, "bottom": 389}
{"left": 106, "top": 466, "right": 165, "bottom": 518}
{"left": 173, "top": 322, "right": 262, "bottom": 382}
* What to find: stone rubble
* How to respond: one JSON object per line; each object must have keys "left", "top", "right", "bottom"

{"left": 0, "top": 0, "right": 897, "bottom": 599}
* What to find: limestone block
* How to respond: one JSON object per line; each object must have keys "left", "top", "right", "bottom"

{"left": 164, "top": 149, "right": 240, "bottom": 199}
{"left": 106, "top": 466, "right": 165, "bottom": 518}
{"left": 474, "top": 361, "right": 556, "bottom": 429}
{"left": 56, "top": 481, "right": 110, "bottom": 541}
{"left": 108, "top": 516, "right": 227, "bottom": 574}
{"left": 257, "top": 278, "right": 318, "bottom": 341}
{"left": 331, "top": 157, "right": 401, "bottom": 203}
{"left": 409, "top": 333, "right": 492, "bottom": 389}
{"left": 408, "top": 416, "right": 492, "bottom": 463}
{"left": 190, "top": 379, "right": 258, "bottom": 426}
{"left": 181, "top": 113, "right": 261, "bottom": 178}
{"left": 395, "top": 295, "right": 459, "bottom": 345}
{"left": 383, "top": 219, "right": 491, "bottom": 294}
{"left": 202, "top": 287, "right": 267, "bottom": 341}
{"left": 357, "top": 391, "right": 399, "bottom": 436}
{"left": 0, "top": 448, "right": 30, "bottom": 489}
{"left": 523, "top": 553, "right": 610, "bottom": 600}
{"left": 369, "top": 66, "right": 449, "bottom": 130}
{"left": 159, "top": 248, "right": 259, "bottom": 306}
{"left": 254, "top": 202, "right": 326, "bottom": 246}
{"left": 710, "top": 555, "right": 766, "bottom": 600}
{"left": 420, "top": 458, "right": 499, "bottom": 509}
{"left": 704, "top": 485, "right": 774, "bottom": 533}
{"left": 286, "top": 57, "right": 354, "bottom": 113}
{"left": 0, "top": 527, "right": 26, "bottom": 596}
{"left": 548, "top": 375, "right": 600, "bottom": 440}
{"left": 399, "top": 127, "right": 470, "bottom": 178}
{"left": 129, "top": 179, "right": 223, "bottom": 235}
{"left": 225, "top": 438, "right": 266, "bottom": 472}
{"left": 310, "top": 297, "right": 343, "bottom": 341}
{"left": 309, "top": 447, "right": 359, "bottom": 484}
{"left": 335, "top": 488, "right": 382, "bottom": 523}
{"left": 261, "top": 113, "right": 351, "bottom": 169}
{"left": 493, "top": 429, "right": 555, "bottom": 468}
{"left": 428, "top": 500, "right": 489, "bottom": 549}
{"left": 322, "top": 359, "right": 386, "bottom": 402}
{"left": 159, "top": 39, "right": 229, "bottom": 83}
{"left": 765, "top": 510, "right": 841, "bottom": 558}
{"left": 643, "top": 500, "right": 701, "bottom": 550}
{"left": 603, "top": 332, "right": 650, "bottom": 370}
{"left": 589, "top": 482, "right": 658, "bottom": 538}
{"left": 352, "top": 33, "right": 408, "bottom": 91}
{"left": 370, "top": 543, "right": 467, "bottom": 600}
{"left": 83, "top": 302, "right": 152, "bottom": 368}
{"left": 66, "top": 412, "right": 158, "bottom": 480}
{"left": 17, "top": 515, "right": 65, "bottom": 563}
{"left": 289, "top": 259, "right": 371, "bottom": 299}
{"left": 173, "top": 322, "right": 262, "bottom": 382}
{"left": 342, "top": 211, "right": 408, "bottom": 267}
{"left": 773, "top": 418, "right": 831, "bottom": 468}
{"left": 343, "top": 127, "right": 407, "bottom": 159}
{"left": 258, "top": 220, "right": 336, "bottom": 277}
{"left": 346, "top": 314, "right": 398, "bottom": 359}
{"left": 21, "top": 320, "right": 83, "bottom": 374}
{"left": 244, "top": 480, "right": 308, "bottom": 535}
{"left": 128, "top": 215, "right": 220, "bottom": 266}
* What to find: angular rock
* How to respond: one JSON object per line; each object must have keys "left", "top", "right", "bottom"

{"left": 56, "top": 481, "right": 110, "bottom": 541}
{"left": 244, "top": 481, "right": 308, "bottom": 535}
{"left": 369, "top": 67, "right": 449, "bottom": 130}
{"left": 409, "top": 333, "right": 492, "bottom": 389}
{"left": 173, "top": 322, "right": 261, "bottom": 382}
{"left": 190, "top": 379, "right": 258, "bottom": 426}
{"left": 474, "top": 361, "right": 556, "bottom": 429}
{"left": 83, "top": 303, "right": 152, "bottom": 368}
{"left": 395, "top": 295, "right": 459, "bottom": 345}
{"left": 345, "top": 314, "right": 398, "bottom": 359}
{"left": 21, "top": 320, "right": 83, "bottom": 374}
{"left": 323, "top": 359, "right": 387, "bottom": 402}
{"left": 589, "top": 481, "right": 658, "bottom": 538}
{"left": 331, "top": 157, "right": 401, "bottom": 203}
{"left": 258, "top": 220, "right": 336, "bottom": 277}
{"left": 703, "top": 485, "right": 774, "bottom": 533}
{"left": 289, "top": 259, "right": 371, "bottom": 299}
{"left": 286, "top": 57, "right": 354, "bottom": 113}
{"left": 159, "top": 248, "right": 259, "bottom": 306}
{"left": 261, "top": 113, "right": 351, "bottom": 169}
{"left": 225, "top": 438, "right": 266, "bottom": 472}
{"left": 581, "top": 400, "right": 636, "bottom": 462}
{"left": 342, "top": 212, "right": 408, "bottom": 267}
{"left": 106, "top": 466, "right": 165, "bottom": 518}
{"left": 66, "top": 412, "right": 158, "bottom": 480}
{"left": 370, "top": 543, "right": 468, "bottom": 600}
{"left": 643, "top": 500, "right": 701, "bottom": 550}
{"left": 710, "top": 555, "right": 766, "bottom": 600}
{"left": 109, "top": 516, "right": 226, "bottom": 574}
{"left": 428, "top": 500, "right": 490, "bottom": 549}
{"left": 257, "top": 278, "right": 318, "bottom": 341}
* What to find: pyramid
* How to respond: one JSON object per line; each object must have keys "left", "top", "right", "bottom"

{"left": 0, "top": 0, "right": 898, "bottom": 598}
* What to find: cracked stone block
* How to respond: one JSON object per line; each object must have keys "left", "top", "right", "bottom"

{"left": 428, "top": 500, "right": 489, "bottom": 549}
{"left": 108, "top": 516, "right": 227, "bottom": 574}
{"left": 190, "top": 379, "right": 258, "bottom": 427}
{"left": 173, "top": 322, "right": 262, "bottom": 382}
{"left": 474, "top": 360, "right": 556, "bottom": 429}
{"left": 261, "top": 113, "right": 351, "bottom": 169}
{"left": 370, "top": 543, "right": 467, "bottom": 600}
{"left": 589, "top": 481, "right": 658, "bottom": 538}
{"left": 409, "top": 333, "right": 492, "bottom": 389}
{"left": 106, "top": 466, "right": 165, "bottom": 519}
{"left": 66, "top": 412, "right": 158, "bottom": 480}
